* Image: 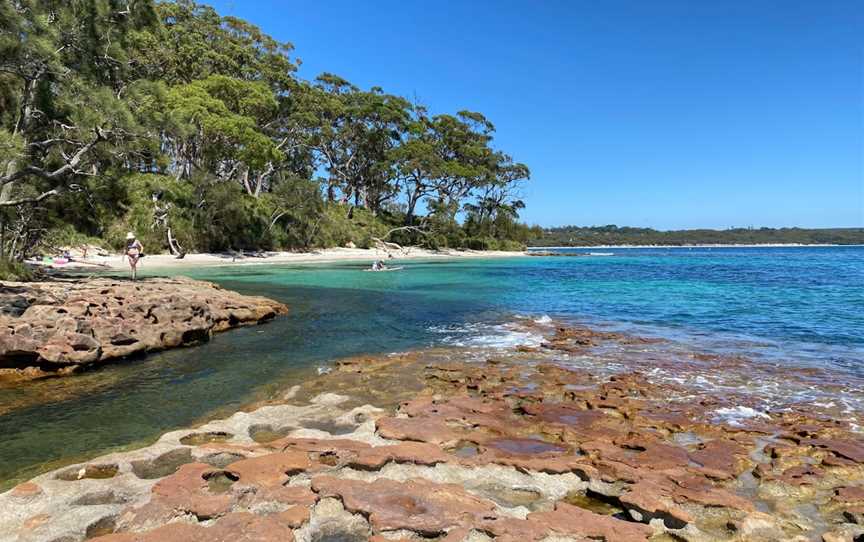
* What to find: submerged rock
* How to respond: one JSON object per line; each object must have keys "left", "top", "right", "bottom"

{"left": 0, "top": 277, "right": 287, "bottom": 382}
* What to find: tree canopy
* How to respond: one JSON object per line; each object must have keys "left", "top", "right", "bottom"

{"left": 0, "top": 0, "right": 534, "bottom": 264}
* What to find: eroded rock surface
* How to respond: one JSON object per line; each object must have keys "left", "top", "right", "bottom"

{"left": 0, "top": 277, "right": 287, "bottom": 381}
{"left": 1, "top": 322, "right": 862, "bottom": 541}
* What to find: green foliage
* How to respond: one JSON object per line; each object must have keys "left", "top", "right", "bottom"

{"left": 109, "top": 173, "right": 198, "bottom": 251}
{"left": 314, "top": 205, "right": 389, "bottom": 249}
{"left": 128, "top": 0, "right": 297, "bottom": 89}
{"left": 0, "top": 258, "right": 33, "bottom": 281}
{"left": 38, "top": 224, "right": 103, "bottom": 253}
{"left": 463, "top": 237, "right": 526, "bottom": 252}
{"left": 0, "top": 0, "right": 532, "bottom": 260}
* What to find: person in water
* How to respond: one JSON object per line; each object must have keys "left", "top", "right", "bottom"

{"left": 371, "top": 260, "right": 386, "bottom": 271}
{"left": 125, "top": 232, "right": 144, "bottom": 280}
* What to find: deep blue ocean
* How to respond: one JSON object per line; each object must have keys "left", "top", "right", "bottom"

{"left": 0, "top": 246, "right": 862, "bottom": 486}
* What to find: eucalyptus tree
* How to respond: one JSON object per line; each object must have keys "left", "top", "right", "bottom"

{"left": 163, "top": 75, "right": 283, "bottom": 193}
{"left": 390, "top": 108, "right": 528, "bottom": 228}
{"left": 298, "top": 74, "right": 410, "bottom": 211}
{"left": 127, "top": 0, "right": 297, "bottom": 91}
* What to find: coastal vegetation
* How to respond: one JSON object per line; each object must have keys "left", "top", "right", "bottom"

{"left": 0, "top": 0, "right": 536, "bottom": 276}
{"left": 532, "top": 225, "right": 864, "bottom": 246}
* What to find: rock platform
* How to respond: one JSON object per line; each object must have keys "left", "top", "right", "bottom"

{"left": 1, "top": 324, "right": 863, "bottom": 541}
{"left": 0, "top": 277, "right": 288, "bottom": 382}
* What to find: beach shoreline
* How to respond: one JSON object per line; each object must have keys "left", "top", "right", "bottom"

{"left": 36, "top": 247, "right": 528, "bottom": 272}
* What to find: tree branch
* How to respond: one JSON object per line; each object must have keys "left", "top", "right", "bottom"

{"left": 0, "top": 188, "right": 62, "bottom": 207}
{"left": 1, "top": 127, "right": 108, "bottom": 187}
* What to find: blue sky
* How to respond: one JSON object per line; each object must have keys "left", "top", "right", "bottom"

{"left": 207, "top": 0, "right": 862, "bottom": 229}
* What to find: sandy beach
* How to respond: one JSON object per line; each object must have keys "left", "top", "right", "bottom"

{"left": 37, "top": 247, "right": 527, "bottom": 272}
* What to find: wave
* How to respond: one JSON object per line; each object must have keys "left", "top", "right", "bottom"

{"left": 427, "top": 321, "right": 545, "bottom": 349}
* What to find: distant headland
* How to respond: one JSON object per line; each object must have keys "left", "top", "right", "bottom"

{"left": 531, "top": 226, "right": 864, "bottom": 247}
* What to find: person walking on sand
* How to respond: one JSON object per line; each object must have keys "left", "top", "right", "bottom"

{"left": 125, "top": 232, "right": 143, "bottom": 280}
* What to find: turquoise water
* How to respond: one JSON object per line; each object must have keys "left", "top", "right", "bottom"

{"left": 0, "top": 246, "right": 862, "bottom": 486}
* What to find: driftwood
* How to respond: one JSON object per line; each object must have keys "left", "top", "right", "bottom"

{"left": 371, "top": 226, "right": 429, "bottom": 257}
{"left": 152, "top": 193, "right": 186, "bottom": 258}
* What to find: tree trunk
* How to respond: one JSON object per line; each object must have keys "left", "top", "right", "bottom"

{"left": 0, "top": 214, "right": 6, "bottom": 261}
{"left": 167, "top": 227, "right": 184, "bottom": 256}
{"left": 405, "top": 191, "right": 421, "bottom": 225}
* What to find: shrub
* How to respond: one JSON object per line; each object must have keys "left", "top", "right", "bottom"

{"left": 313, "top": 205, "right": 390, "bottom": 249}
{"left": 494, "top": 239, "right": 526, "bottom": 252}
{"left": 38, "top": 224, "right": 105, "bottom": 254}
{"left": 0, "top": 258, "right": 34, "bottom": 281}
{"left": 464, "top": 237, "right": 494, "bottom": 251}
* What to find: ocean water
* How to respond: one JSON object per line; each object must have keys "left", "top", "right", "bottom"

{"left": 0, "top": 246, "right": 862, "bottom": 487}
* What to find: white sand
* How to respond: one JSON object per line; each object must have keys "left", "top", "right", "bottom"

{"left": 41, "top": 247, "right": 527, "bottom": 272}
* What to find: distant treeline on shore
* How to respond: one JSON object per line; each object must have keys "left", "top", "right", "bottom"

{"left": 532, "top": 226, "right": 864, "bottom": 246}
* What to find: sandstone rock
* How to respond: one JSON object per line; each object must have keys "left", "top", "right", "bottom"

{"left": 375, "top": 415, "right": 459, "bottom": 445}
{"left": 10, "top": 482, "right": 42, "bottom": 499}
{"left": 312, "top": 475, "right": 497, "bottom": 536}
{"left": 0, "top": 277, "right": 287, "bottom": 381}
{"left": 526, "top": 502, "right": 653, "bottom": 542}
{"left": 4, "top": 322, "right": 864, "bottom": 542}
{"left": 93, "top": 512, "right": 298, "bottom": 542}
{"left": 226, "top": 451, "right": 312, "bottom": 487}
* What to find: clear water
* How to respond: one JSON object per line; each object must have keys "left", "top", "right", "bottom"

{"left": 0, "top": 246, "right": 862, "bottom": 487}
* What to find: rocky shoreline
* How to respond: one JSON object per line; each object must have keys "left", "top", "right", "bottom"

{"left": 1, "top": 323, "right": 862, "bottom": 541}
{"left": 0, "top": 277, "right": 288, "bottom": 382}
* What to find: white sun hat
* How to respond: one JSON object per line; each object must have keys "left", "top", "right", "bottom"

{"left": 126, "top": 232, "right": 136, "bottom": 240}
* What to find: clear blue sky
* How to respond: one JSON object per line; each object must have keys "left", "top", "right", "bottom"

{"left": 207, "top": 0, "right": 862, "bottom": 229}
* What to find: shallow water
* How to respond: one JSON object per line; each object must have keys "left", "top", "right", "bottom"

{"left": 0, "top": 246, "right": 862, "bottom": 488}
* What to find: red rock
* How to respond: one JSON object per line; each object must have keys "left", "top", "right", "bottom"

{"left": 92, "top": 512, "right": 296, "bottom": 542}
{"left": 527, "top": 502, "right": 652, "bottom": 542}
{"left": 122, "top": 463, "right": 234, "bottom": 526}
{"left": 312, "top": 475, "right": 496, "bottom": 535}
{"left": 227, "top": 451, "right": 312, "bottom": 487}
{"left": 809, "top": 438, "right": 864, "bottom": 463}
{"left": 0, "top": 277, "right": 287, "bottom": 381}
{"left": 619, "top": 481, "right": 694, "bottom": 528}
{"left": 243, "top": 484, "right": 317, "bottom": 513}
{"left": 279, "top": 437, "right": 372, "bottom": 453}
{"left": 10, "top": 482, "right": 42, "bottom": 499}
{"left": 688, "top": 439, "right": 749, "bottom": 476}
{"left": 836, "top": 486, "right": 864, "bottom": 503}
{"left": 350, "top": 441, "right": 449, "bottom": 469}
{"left": 375, "top": 416, "right": 459, "bottom": 445}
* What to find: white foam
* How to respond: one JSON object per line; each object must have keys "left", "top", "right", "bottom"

{"left": 713, "top": 406, "right": 769, "bottom": 426}
{"left": 428, "top": 322, "right": 545, "bottom": 349}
